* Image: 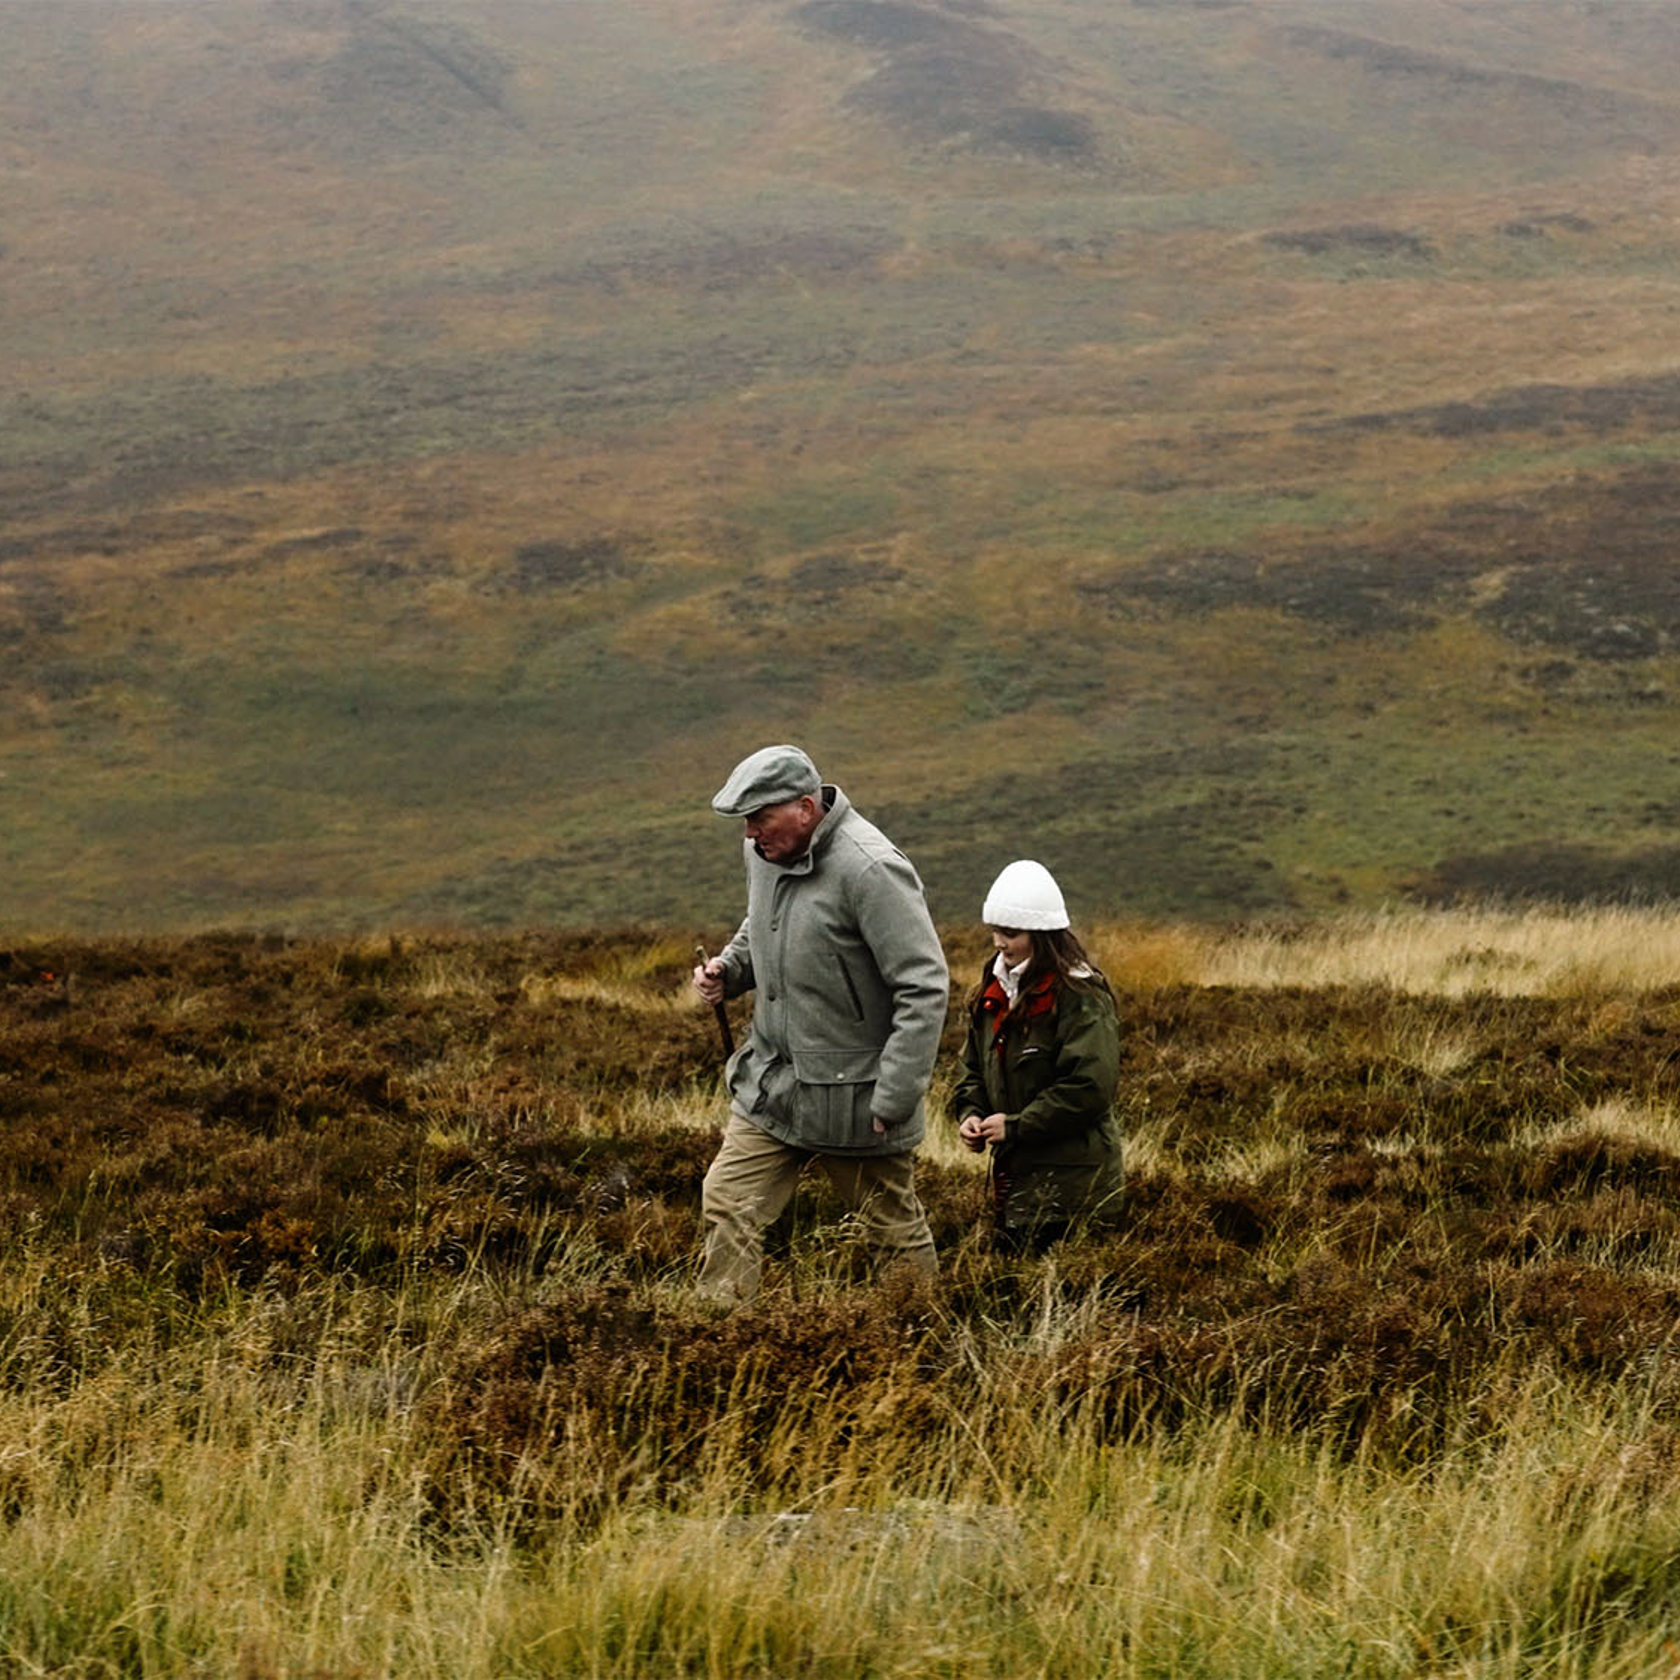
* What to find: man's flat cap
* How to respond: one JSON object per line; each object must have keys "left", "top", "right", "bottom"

{"left": 712, "top": 744, "right": 822, "bottom": 817}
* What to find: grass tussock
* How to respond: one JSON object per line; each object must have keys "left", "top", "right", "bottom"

{"left": 4, "top": 914, "right": 1680, "bottom": 1673}
{"left": 1188, "top": 902, "right": 1680, "bottom": 996}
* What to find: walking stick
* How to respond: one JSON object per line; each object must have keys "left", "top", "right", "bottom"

{"left": 695, "top": 943, "right": 735, "bottom": 1059}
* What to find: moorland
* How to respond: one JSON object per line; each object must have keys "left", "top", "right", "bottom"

{"left": 5, "top": 910, "right": 1680, "bottom": 1673}
{"left": 7, "top": 0, "right": 1680, "bottom": 931}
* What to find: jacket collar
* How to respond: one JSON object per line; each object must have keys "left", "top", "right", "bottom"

{"left": 979, "top": 963, "right": 1059, "bottom": 1030}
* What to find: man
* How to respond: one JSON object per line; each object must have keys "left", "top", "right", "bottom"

{"left": 692, "top": 744, "right": 949, "bottom": 1304}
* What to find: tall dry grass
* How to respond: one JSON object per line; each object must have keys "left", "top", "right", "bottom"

{"left": 1092, "top": 903, "right": 1680, "bottom": 997}
{"left": 2, "top": 1254, "right": 1677, "bottom": 1678}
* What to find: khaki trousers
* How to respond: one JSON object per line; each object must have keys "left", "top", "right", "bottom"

{"left": 700, "top": 1108, "right": 937, "bottom": 1304}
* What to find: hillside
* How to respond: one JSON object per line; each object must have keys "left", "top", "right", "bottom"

{"left": 6, "top": 0, "right": 1680, "bottom": 931}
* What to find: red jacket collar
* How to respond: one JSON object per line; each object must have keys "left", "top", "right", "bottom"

{"left": 979, "top": 967, "right": 1059, "bottom": 1033}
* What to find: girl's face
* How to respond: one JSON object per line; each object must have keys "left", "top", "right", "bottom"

{"left": 989, "top": 927, "right": 1033, "bottom": 968}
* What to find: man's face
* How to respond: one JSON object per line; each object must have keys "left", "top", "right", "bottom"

{"left": 745, "top": 795, "right": 819, "bottom": 863}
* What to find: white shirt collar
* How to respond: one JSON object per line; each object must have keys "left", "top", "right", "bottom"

{"left": 992, "top": 952, "right": 1031, "bottom": 1003}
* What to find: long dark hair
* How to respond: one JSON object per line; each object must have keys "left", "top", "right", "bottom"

{"left": 971, "top": 927, "right": 1110, "bottom": 1006}
{"left": 1022, "top": 928, "right": 1107, "bottom": 994}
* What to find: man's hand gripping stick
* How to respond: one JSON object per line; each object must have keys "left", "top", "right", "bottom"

{"left": 693, "top": 943, "right": 735, "bottom": 1060}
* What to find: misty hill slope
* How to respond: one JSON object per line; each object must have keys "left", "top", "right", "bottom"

{"left": 5, "top": 0, "right": 1680, "bottom": 932}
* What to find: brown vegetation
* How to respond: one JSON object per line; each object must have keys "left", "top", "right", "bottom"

{"left": 8, "top": 926, "right": 1680, "bottom": 1533}
{"left": 6, "top": 919, "right": 1680, "bottom": 1670}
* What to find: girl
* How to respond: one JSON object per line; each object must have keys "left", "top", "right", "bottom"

{"left": 954, "top": 860, "right": 1123, "bottom": 1255}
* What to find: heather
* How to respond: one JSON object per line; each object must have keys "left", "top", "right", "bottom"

{"left": 3, "top": 918, "right": 1680, "bottom": 1675}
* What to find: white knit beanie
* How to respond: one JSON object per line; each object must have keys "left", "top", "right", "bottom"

{"left": 982, "top": 859, "right": 1069, "bottom": 931}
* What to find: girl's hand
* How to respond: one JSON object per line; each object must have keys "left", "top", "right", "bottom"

{"left": 959, "top": 1113, "right": 1009, "bottom": 1150}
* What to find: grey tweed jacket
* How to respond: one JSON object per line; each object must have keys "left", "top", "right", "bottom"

{"left": 716, "top": 785, "right": 948, "bottom": 1156}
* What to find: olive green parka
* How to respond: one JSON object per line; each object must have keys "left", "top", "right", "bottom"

{"left": 952, "top": 962, "right": 1124, "bottom": 1232}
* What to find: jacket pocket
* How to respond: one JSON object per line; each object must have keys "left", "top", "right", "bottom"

{"left": 1006, "top": 1042, "right": 1053, "bottom": 1108}
{"left": 836, "top": 958, "right": 867, "bottom": 1022}
{"left": 745, "top": 1048, "right": 796, "bottom": 1127}
{"left": 791, "top": 1047, "right": 880, "bottom": 1149}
